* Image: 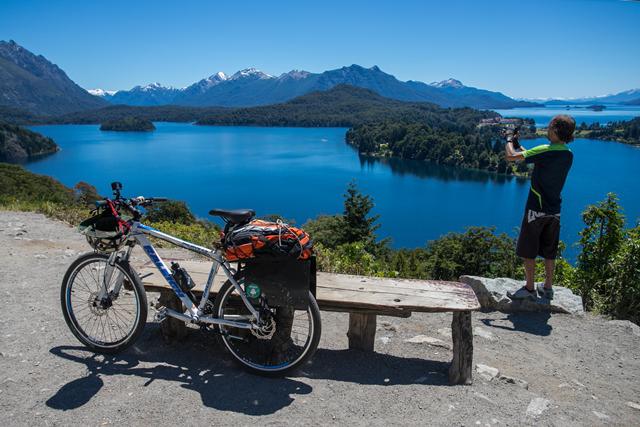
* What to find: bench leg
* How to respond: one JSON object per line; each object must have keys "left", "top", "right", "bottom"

{"left": 158, "top": 290, "right": 188, "bottom": 343}
{"left": 449, "top": 311, "right": 473, "bottom": 385}
{"left": 347, "top": 313, "right": 377, "bottom": 351}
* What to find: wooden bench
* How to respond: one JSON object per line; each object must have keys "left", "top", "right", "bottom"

{"left": 135, "top": 259, "right": 481, "bottom": 385}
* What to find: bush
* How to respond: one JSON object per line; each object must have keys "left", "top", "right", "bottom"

{"left": 144, "top": 200, "right": 196, "bottom": 225}
{"left": 573, "top": 193, "right": 625, "bottom": 310}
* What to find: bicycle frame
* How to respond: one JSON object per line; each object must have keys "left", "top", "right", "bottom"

{"left": 100, "top": 220, "right": 260, "bottom": 330}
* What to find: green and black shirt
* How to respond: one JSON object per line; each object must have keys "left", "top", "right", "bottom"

{"left": 522, "top": 143, "right": 573, "bottom": 215}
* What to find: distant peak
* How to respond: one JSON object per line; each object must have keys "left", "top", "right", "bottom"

{"left": 230, "top": 68, "right": 273, "bottom": 80}
{"left": 370, "top": 65, "right": 381, "bottom": 72}
{"left": 430, "top": 78, "right": 464, "bottom": 89}
{"left": 87, "top": 88, "right": 116, "bottom": 96}
{"left": 280, "top": 69, "right": 311, "bottom": 80}
{"left": 208, "top": 71, "right": 227, "bottom": 81}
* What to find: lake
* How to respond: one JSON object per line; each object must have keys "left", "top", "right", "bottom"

{"left": 26, "top": 123, "right": 640, "bottom": 261}
{"left": 493, "top": 104, "right": 640, "bottom": 127}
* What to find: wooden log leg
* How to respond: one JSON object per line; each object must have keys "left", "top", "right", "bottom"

{"left": 347, "top": 313, "right": 377, "bottom": 351}
{"left": 271, "top": 307, "right": 295, "bottom": 365}
{"left": 158, "top": 290, "right": 188, "bottom": 343}
{"left": 449, "top": 310, "right": 473, "bottom": 385}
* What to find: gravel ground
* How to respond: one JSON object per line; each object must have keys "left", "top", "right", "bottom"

{"left": 1, "top": 211, "right": 639, "bottom": 426}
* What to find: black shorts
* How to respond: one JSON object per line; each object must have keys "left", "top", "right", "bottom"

{"left": 516, "top": 210, "right": 561, "bottom": 259}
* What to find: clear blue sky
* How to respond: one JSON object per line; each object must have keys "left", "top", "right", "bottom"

{"left": 1, "top": 0, "right": 638, "bottom": 99}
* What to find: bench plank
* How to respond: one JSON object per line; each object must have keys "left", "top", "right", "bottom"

{"left": 135, "top": 260, "right": 480, "bottom": 315}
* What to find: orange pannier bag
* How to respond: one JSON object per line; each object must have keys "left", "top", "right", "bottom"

{"left": 222, "top": 219, "right": 314, "bottom": 262}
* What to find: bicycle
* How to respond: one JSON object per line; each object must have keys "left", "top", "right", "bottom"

{"left": 60, "top": 182, "right": 321, "bottom": 376}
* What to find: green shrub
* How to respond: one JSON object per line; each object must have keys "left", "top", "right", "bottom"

{"left": 144, "top": 200, "right": 196, "bottom": 225}
{"left": 573, "top": 193, "right": 625, "bottom": 310}
{"left": 146, "top": 220, "right": 220, "bottom": 249}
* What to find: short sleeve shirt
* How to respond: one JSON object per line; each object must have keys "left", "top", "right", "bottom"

{"left": 522, "top": 144, "right": 573, "bottom": 215}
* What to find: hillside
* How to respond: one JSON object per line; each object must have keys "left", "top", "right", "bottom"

{"left": 0, "top": 40, "right": 107, "bottom": 115}
{"left": 196, "top": 84, "right": 498, "bottom": 127}
{"left": 0, "top": 122, "right": 58, "bottom": 162}
{"left": 100, "top": 117, "right": 156, "bottom": 132}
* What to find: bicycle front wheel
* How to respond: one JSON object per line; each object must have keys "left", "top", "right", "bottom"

{"left": 60, "top": 252, "right": 147, "bottom": 353}
{"left": 213, "top": 275, "right": 321, "bottom": 376}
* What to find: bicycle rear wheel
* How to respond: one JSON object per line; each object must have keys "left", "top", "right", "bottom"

{"left": 213, "top": 274, "right": 321, "bottom": 376}
{"left": 60, "top": 252, "right": 147, "bottom": 353}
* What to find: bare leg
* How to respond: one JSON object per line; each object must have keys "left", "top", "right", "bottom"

{"left": 523, "top": 258, "right": 536, "bottom": 291}
{"left": 544, "top": 259, "right": 555, "bottom": 289}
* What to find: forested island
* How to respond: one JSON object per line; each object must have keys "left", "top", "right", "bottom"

{"left": 575, "top": 118, "right": 640, "bottom": 145}
{"left": 346, "top": 119, "right": 535, "bottom": 175}
{"left": 0, "top": 122, "right": 58, "bottom": 163}
{"left": 100, "top": 117, "right": 156, "bottom": 132}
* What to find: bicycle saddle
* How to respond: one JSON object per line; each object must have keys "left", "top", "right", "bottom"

{"left": 208, "top": 208, "right": 255, "bottom": 224}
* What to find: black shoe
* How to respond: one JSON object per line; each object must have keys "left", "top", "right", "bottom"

{"left": 507, "top": 286, "right": 537, "bottom": 301}
{"left": 536, "top": 284, "right": 554, "bottom": 300}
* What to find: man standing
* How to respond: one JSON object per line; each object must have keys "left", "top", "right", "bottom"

{"left": 504, "top": 115, "right": 575, "bottom": 301}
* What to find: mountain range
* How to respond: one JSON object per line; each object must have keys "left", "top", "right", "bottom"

{"left": 0, "top": 40, "right": 107, "bottom": 115}
{"left": 534, "top": 88, "right": 640, "bottom": 105}
{"left": 94, "top": 65, "right": 539, "bottom": 110}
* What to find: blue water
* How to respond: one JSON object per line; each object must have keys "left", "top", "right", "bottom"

{"left": 25, "top": 123, "right": 640, "bottom": 261}
{"left": 493, "top": 104, "right": 640, "bottom": 127}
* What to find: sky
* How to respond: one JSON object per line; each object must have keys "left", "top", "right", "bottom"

{"left": 0, "top": 0, "right": 638, "bottom": 99}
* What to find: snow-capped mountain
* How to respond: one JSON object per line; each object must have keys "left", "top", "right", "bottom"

{"left": 87, "top": 88, "right": 117, "bottom": 97}
{"left": 108, "top": 82, "right": 181, "bottom": 106}
{"left": 99, "top": 65, "right": 538, "bottom": 109}
{"left": 540, "top": 88, "right": 640, "bottom": 105}
{"left": 429, "top": 78, "right": 465, "bottom": 89}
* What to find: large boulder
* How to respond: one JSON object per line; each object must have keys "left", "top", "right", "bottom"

{"left": 460, "top": 276, "right": 584, "bottom": 315}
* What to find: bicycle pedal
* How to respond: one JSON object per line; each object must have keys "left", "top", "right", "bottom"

{"left": 154, "top": 307, "right": 168, "bottom": 322}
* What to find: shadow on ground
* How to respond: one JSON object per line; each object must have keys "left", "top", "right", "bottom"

{"left": 48, "top": 325, "right": 450, "bottom": 415}
{"left": 480, "top": 311, "right": 553, "bottom": 336}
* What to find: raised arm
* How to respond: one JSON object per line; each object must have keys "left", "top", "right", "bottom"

{"left": 505, "top": 140, "right": 525, "bottom": 162}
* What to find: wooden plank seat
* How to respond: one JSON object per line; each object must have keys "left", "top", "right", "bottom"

{"left": 135, "top": 259, "right": 480, "bottom": 385}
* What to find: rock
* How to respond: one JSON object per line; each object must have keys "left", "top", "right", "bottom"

{"left": 608, "top": 320, "right": 640, "bottom": 337}
{"left": 473, "top": 327, "right": 497, "bottom": 342}
{"left": 498, "top": 374, "right": 529, "bottom": 389}
{"left": 437, "top": 328, "right": 452, "bottom": 338}
{"left": 474, "top": 392, "right": 497, "bottom": 405}
{"left": 380, "top": 321, "right": 397, "bottom": 332}
{"left": 526, "top": 397, "right": 551, "bottom": 416}
{"left": 592, "top": 411, "right": 609, "bottom": 420}
{"left": 404, "top": 335, "right": 451, "bottom": 349}
{"left": 34, "top": 254, "right": 47, "bottom": 260}
{"left": 626, "top": 401, "right": 640, "bottom": 410}
{"left": 476, "top": 364, "right": 500, "bottom": 381}
{"left": 460, "top": 276, "right": 584, "bottom": 314}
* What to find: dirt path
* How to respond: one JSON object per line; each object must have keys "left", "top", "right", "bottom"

{"left": 1, "top": 211, "right": 639, "bottom": 426}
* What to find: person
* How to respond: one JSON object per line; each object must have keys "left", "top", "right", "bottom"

{"left": 504, "top": 115, "right": 575, "bottom": 301}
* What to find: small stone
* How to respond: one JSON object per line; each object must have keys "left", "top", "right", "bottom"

{"left": 437, "top": 328, "right": 452, "bottom": 338}
{"left": 498, "top": 374, "right": 529, "bottom": 389}
{"left": 404, "top": 335, "right": 451, "bottom": 349}
{"left": 34, "top": 254, "right": 47, "bottom": 259}
{"left": 526, "top": 398, "right": 550, "bottom": 416}
{"left": 592, "top": 411, "right": 609, "bottom": 420}
{"left": 380, "top": 321, "right": 397, "bottom": 332}
{"left": 476, "top": 364, "right": 500, "bottom": 381}
{"left": 474, "top": 392, "right": 496, "bottom": 405}
{"left": 474, "top": 327, "right": 497, "bottom": 342}
{"left": 626, "top": 401, "right": 640, "bottom": 410}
